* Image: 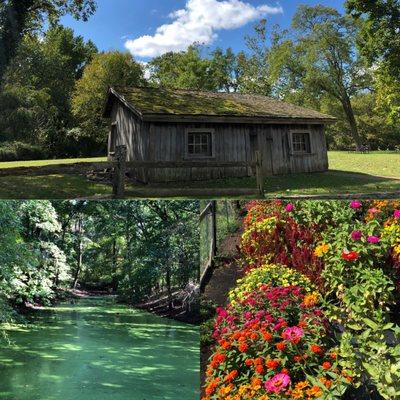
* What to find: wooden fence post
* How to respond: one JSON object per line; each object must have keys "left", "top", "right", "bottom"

{"left": 211, "top": 200, "right": 217, "bottom": 258}
{"left": 113, "top": 145, "right": 127, "bottom": 198}
{"left": 255, "top": 151, "right": 264, "bottom": 197}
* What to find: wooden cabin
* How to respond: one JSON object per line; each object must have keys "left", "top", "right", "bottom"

{"left": 103, "top": 86, "right": 335, "bottom": 183}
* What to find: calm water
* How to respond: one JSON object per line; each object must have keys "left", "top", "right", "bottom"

{"left": 0, "top": 297, "right": 199, "bottom": 400}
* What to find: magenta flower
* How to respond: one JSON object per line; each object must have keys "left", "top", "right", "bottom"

{"left": 394, "top": 210, "right": 400, "bottom": 219}
{"left": 282, "top": 326, "right": 304, "bottom": 343}
{"left": 265, "top": 373, "right": 291, "bottom": 393}
{"left": 351, "top": 230, "right": 363, "bottom": 241}
{"left": 350, "top": 201, "right": 362, "bottom": 209}
{"left": 367, "top": 235, "right": 380, "bottom": 244}
{"left": 285, "top": 203, "right": 295, "bottom": 212}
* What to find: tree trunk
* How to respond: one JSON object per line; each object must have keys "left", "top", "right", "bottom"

{"left": 342, "top": 95, "right": 363, "bottom": 150}
{"left": 72, "top": 217, "right": 83, "bottom": 289}
{"left": 166, "top": 265, "right": 172, "bottom": 312}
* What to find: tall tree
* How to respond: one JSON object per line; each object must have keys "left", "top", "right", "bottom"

{"left": 72, "top": 51, "right": 144, "bottom": 149}
{"left": 149, "top": 45, "right": 216, "bottom": 91}
{"left": 346, "top": 0, "right": 400, "bottom": 122}
{"left": 268, "top": 6, "right": 371, "bottom": 149}
{"left": 0, "top": 26, "right": 97, "bottom": 148}
{"left": 0, "top": 0, "right": 96, "bottom": 81}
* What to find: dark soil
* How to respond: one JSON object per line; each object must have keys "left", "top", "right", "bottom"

{"left": 200, "top": 225, "right": 245, "bottom": 391}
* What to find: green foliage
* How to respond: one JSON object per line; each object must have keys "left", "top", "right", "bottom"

{"left": 268, "top": 5, "right": 369, "bottom": 148}
{"left": 72, "top": 51, "right": 144, "bottom": 149}
{"left": 0, "top": 141, "right": 47, "bottom": 161}
{"left": 0, "top": 0, "right": 97, "bottom": 80}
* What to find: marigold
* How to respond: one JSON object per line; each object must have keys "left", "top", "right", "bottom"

{"left": 276, "top": 342, "right": 286, "bottom": 351}
{"left": 314, "top": 243, "right": 329, "bottom": 257}
{"left": 322, "top": 361, "right": 332, "bottom": 370}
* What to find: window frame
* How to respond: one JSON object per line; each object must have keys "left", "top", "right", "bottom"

{"left": 289, "top": 130, "right": 312, "bottom": 155}
{"left": 185, "top": 128, "right": 215, "bottom": 159}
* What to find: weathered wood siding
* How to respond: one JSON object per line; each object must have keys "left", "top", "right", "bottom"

{"left": 146, "top": 122, "right": 251, "bottom": 182}
{"left": 108, "top": 101, "right": 329, "bottom": 183}
{"left": 108, "top": 101, "right": 148, "bottom": 181}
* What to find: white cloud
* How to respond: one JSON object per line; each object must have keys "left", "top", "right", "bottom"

{"left": 125, "top": 0, "right": 283, "bottom": 58}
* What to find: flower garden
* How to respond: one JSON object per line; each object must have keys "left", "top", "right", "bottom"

{"left": 203, "top": 200, "right": 400, "bottom": 400}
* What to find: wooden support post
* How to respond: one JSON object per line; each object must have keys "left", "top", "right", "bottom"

{"left": 255, "top": 151, "right": 264, "bottom": 197}
{"left": 211, "top": 200, "right": 217, "bottom": 257}
{"left": 113, "top": 145, "right": 127, "bottom": 198}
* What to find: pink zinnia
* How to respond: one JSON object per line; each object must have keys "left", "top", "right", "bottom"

{"left": 282, "top": 326, "right": 304, "bottom": 343}
{"left": 368, "top": 207, "right": 380, "bottom": 214}
{"left": 351, "top": 230, "right": 362, "bottom": 241}
{"left": 265, "top": 373, "right": 291, "bottom": 393}
{"left": 367, "top": 235, "right": 380, "bottom": 244}
{"left": 350, "top": 201, "right": 362, "bottom": 209}
{"left": 285, "top": 203, "right": 295, "bottom": 212}
{"left": 394, "top": 210, "right": 400, "bottom": 219}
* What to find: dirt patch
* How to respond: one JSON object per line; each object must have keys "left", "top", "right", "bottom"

{"left": 201, "top": 224, "right": 245, "bottom": 391}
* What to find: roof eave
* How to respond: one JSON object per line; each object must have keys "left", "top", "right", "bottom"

{"left": 141, "top": 113, "right": 336, "bottom": 125}
{"left": 103, "top": 87, "right": 144, "bottom": 120}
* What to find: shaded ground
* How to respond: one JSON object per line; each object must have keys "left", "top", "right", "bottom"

{"left": 200, "top": 226, "right": 245, "bottom": 391}
{"left": 0, "top": 152, "right": 399, "bottom": 199}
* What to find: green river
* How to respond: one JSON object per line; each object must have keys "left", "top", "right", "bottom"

{"left": 0, "top": 297, "right": 199, "bottom": 400}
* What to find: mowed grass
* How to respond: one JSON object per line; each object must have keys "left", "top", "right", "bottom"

{"left": 0, "top": 157, "right": 107, "bottom": 169}
{"left": 328, "top": 151, "right": 400, "bottom": 178}
{"left": 0, "top": 152, "right": 398, "bottom": 199}
{"left": 0, "top": 174, "right": 111, "bottom": 199}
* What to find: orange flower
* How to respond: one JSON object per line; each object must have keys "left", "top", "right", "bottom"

{"left": 224, "top": 370, "right": 238, "bottom": 382}
{"left": 245, "top": 358, "right": 253, "bottom": 366}
{"left": 255, "top": 364, "right": 264, "bottom": 374}
{"left": 266, "top": 359, "right": 280, "bottom": 370}
{"left": 293, "top": 355, "right": 302, "bottom": 362}
{"left": 262, "top": 331, "right": 273, "bottom": 341}
{"left": 281, "top": 368, "right": 289, "bottom": 374}
{"left": 238, "top": 342, "right": 249, "bottom": 352}
{"left": 276, "top": 342, "right": 286, "bottom": 351}
{"left": 310, "top": 344, "right": 323, "bottom": 354}
{"left": 322, "top": 361, "right": 332, "bottom": 370}
{"left": 329, "top": 352, "right": 337, "bottom": 360}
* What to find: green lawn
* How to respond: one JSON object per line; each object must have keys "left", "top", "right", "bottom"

{"left": 0, "top": 174, "right": 111, "bottom": 199}
{"left": 0, "top": 152, "right": 398, "bottom": 199}
{"left": 0, "top": 157, "right": 106, "bottom": 169}
{"left": 328, "top": 151, "right": 400, "bottom": 177}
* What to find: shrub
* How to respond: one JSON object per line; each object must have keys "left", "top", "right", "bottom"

{"left": 229, "top": 263, "right": 317, "bottom": 305}
{"left": 0, "top": 141, "right": 47, "bottom": 161}
{"left": 204, "top": 284, "right": 350, "bottom": 400}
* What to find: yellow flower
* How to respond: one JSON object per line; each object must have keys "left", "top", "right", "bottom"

{"left": 314, "top": 243, "right": 329, "bottom": 257}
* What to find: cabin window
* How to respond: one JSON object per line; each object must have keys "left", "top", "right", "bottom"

{"left": 109, "top": 122, "right": 118, "bottom": 154}
{"left": 186, "top": 130, "right": 214, "bottom": 158}
{"left": 291, "top": 132, "right": 311, "bottom": 154}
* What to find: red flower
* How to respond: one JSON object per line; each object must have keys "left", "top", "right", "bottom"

{"left": 293, "top": 355, "right": 302, "bottom": 362}
{"left": 238, "top": 342, "right": 249, "bottom": 352}
{"left": 276, "top": 342, "right": 286, "bottom": 351}
{"left": 310, "top": 344, "right": 323, "bottom": 354}
{"left": 255, "top": 364, "right": 264, "bottom": 374}
{"left": 322, "top": 361, "right": 332, "bottom": 370}
{"left": 266, "top": 359, "right": 280, "bottom": 370}
{"left": 341, "top": 250, "right": 359, "bottom": 262}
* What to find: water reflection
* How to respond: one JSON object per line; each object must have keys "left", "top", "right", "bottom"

{"left": 0, "top": 297, "right": 199, "bottom": 400}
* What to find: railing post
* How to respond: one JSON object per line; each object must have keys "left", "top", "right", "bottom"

{"left": 255, "top": 151, "right": 264, "bottom": 197}
{"left": 113, "top": 145, "right": 127, "bottom": 198}
{"left": 211, "top": 200, "right": 217, "bottom": 258}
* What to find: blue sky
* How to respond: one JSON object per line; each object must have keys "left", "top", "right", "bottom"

{"left": 61, "top": 0, "right": 345, "bottom": 61}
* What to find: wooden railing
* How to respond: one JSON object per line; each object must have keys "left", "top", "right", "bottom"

{"left": 110, "top": 145, "right": 264, "bottom": 198}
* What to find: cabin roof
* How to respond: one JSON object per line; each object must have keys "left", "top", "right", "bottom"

{"left": 104, "top": 86, "right": 336, "bottom": 123}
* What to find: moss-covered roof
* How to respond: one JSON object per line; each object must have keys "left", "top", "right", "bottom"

{"left": 106, "top": 86, "right": 335, "bottom": 122}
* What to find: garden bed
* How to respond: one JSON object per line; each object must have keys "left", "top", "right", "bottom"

{"left": 202, "top": 200, "right": 400, "bottom": 400}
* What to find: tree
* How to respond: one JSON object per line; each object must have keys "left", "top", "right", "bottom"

{"left": 268, "top": 6, "right": 371, "bottom": 149}
{"left": 149, "top": 45, "right": 216, "bottom": 91}
{"left": 72, "top": 51, "right": 144, "bottom": 150}
{"left": 0, "top": 26, "right": 97, "bottom": 149}
{"left": 0, "top": 0, "right": 96, "bottom": 81}
{"left": 346, "top": 0, "right": 400, "bottom": 122}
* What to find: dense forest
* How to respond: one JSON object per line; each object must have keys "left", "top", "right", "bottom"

{"left": 0, "top": 200, "right": 199, "bottom": 327}
{"left": 0, "top": 0, "right": 399, "bottom": 159}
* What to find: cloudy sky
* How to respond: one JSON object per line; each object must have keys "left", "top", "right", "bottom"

{"left": 61, "top": 0, "right": 345, "bottom": 60}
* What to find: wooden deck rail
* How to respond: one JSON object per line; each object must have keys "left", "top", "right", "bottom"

{"left": 111, "top": 145, "right": 264, "bottom": 198}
